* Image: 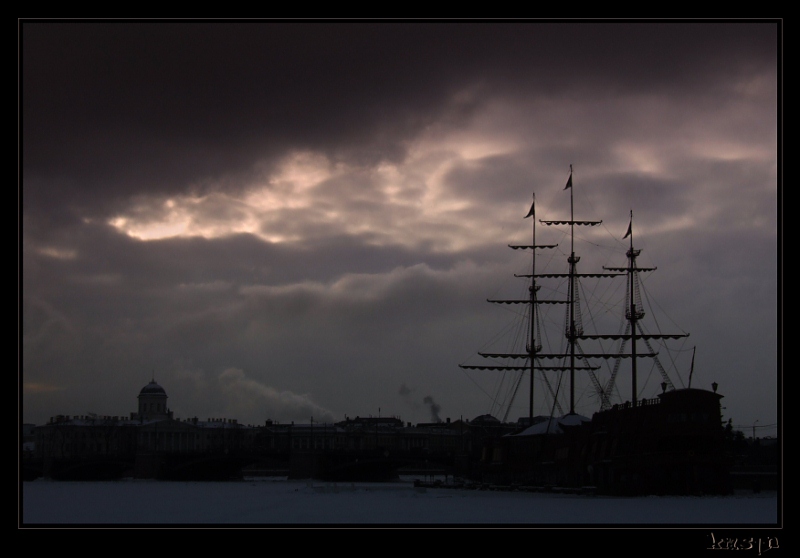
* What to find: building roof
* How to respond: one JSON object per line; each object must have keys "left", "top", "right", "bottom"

{"left": 509, "top": 413, "right": 591, "bottom": 436}
{"left": 139, "top": 380, "right": 167, "bottom": 396}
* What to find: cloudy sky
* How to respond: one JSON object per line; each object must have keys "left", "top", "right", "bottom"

{"left": 21, "top": 21, "right": 779, "bottom": 435}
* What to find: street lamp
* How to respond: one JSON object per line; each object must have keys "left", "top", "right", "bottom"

{"left": 752, "top": 419, "right": 759, "bottom": 440}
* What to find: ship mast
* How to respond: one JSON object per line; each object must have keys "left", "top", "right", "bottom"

{"left": 626, "top": 211, "right": 639, "bottom": 405}
{"left": 567, "top": 169, "right": 577, "bottom": 413}
{"left": 601, "top": 211, "right": 687, "bottom": 407}
{"left": 527, "top": 194, "right": 538, "bottom": 419}
{"left": 460, "top": 194, "right": 559, "bottom": 422}
{"left": 525, "top": 194, "right": 545, "bottom": 420}
{"left": 540, "top": 167, "right": 609, "bottom": 415}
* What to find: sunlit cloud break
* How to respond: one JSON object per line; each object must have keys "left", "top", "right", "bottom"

{"left": 107, "top": 131, "right": 520, "bottom": 252}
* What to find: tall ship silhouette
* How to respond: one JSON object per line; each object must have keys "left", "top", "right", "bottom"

{"left": 460, "top": 167, "right": 730, "bottom": 494}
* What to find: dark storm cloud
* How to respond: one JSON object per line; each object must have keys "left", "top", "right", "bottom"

{"left": 22, "top": 205, "right": 504, "bottom": 424}
{"left": 22, "top": 21, "right": 778, "bottom": 435}
{"left": 23, "top": 22, "right": 775, "bottom": 212}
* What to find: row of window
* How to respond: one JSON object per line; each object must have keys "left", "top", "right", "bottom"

{"left": 142, "top": 402, "right": 165, "bottom": 413}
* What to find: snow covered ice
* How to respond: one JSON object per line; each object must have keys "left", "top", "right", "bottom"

{"left": 21, "top": 476, "right": 778, "bottom": 526}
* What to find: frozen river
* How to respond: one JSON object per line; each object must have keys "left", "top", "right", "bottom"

{"left": 21, "top": 476, "right": 779, "bottom": 527}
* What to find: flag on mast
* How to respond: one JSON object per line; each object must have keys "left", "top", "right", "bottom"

{"left": 623, "top": 218, "right": 632, "bottom": 239}
{"left": 564, "top": 173, "right": 572, "bottom": 190}
{"left": 525, "top": 196, "right": 535, "bottom": 218}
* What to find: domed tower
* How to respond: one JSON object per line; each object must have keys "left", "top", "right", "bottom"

{"left": 135, "top": 379, "right": 172, "bottom": 421}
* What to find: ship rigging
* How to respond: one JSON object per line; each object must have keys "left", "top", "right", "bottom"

{"left": 460, "top": 167, "right": 691, "bottom": 423}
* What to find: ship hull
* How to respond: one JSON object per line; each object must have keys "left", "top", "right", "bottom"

{"left": 472, "top": 389, "right": 732, "bottom": 495}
